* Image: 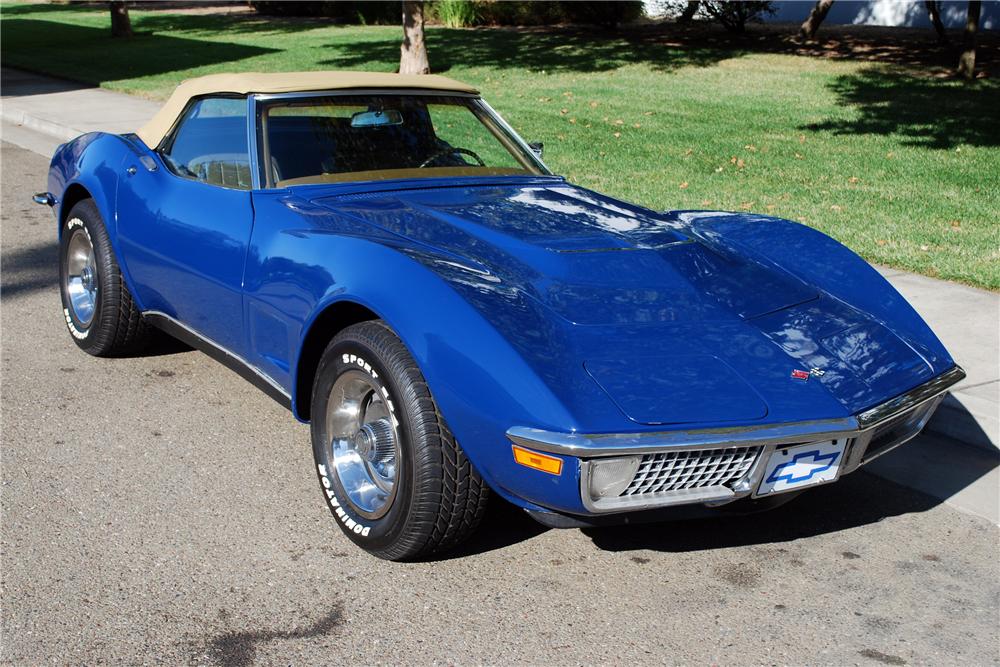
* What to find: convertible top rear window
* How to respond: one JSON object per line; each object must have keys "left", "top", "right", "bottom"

{"left": 260, "top": 95, "right": 545, "bottom": 187}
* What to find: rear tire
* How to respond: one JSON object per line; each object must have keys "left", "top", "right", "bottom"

{"left": 310, "top": 321, "right": 489, "bottom": 560}
{"left": 59, "top": 198, "right": 150, "bottom": 357}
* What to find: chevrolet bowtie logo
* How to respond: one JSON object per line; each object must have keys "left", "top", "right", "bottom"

{"left": 766, "top": 449, "right": 841, "bottom": 485}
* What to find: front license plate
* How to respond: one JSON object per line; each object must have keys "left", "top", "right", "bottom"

{"left": 755, "top": 439, "right": 847, "bottom": 497}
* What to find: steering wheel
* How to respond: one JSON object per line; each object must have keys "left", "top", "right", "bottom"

{"left": 419, "top": 147, "right": 486, "bottom": 169}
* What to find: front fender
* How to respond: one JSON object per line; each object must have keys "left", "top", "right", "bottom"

{"left": 48, "top": 132, "right": 148, "bottom": 309}
{"left": 244, "top": 193, "right": 589, "bottom": 513}
{"left": 49, "top": 133, "right": 131, "bottom": 236}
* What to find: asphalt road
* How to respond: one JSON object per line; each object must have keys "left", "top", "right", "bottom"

{"left": 2, "top": 140, "right": 998, "bottom": 666}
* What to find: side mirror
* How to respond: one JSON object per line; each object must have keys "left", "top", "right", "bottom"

{"left": 528, "top": 141, "right": 544, "bottom": 159}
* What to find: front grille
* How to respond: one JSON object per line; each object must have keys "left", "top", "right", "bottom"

{"left": 620, "top": 446, "right": 761, "bottom": 497}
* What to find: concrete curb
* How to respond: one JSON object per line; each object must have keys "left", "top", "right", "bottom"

{"left": 0, "top": 105, "right": 81, "bottom": 143}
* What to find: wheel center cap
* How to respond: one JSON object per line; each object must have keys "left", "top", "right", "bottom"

{"left": 352, "top": 419, "right": 394, "bottom": 464}
{"left": 81, "top": 266, "right": 94, "bottom": 292}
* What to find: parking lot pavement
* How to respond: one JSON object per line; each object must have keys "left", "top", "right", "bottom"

{"left": 2, "top": 139, "right": 998, "bottom": 666}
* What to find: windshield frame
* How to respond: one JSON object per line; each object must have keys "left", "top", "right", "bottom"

{"left": 249, "top": 89, "right": 552, "bottom": 190}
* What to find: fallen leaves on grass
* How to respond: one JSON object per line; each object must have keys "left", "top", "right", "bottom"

{"left": 679, "top": 181, "right": 689, "bottom": 189}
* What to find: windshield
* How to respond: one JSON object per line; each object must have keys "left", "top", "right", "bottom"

{"left": 259, "top": 94, "right": 547, "bottom": 187}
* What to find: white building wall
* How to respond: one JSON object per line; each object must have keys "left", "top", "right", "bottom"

{"left": 646, "top": 1, "right": 997, "bottom": 31}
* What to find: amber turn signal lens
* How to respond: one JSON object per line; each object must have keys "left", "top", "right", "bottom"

{"left": 511, "top": 445, "right": 563, "bottom": 475}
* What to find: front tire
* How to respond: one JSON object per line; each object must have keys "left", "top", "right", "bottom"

{"left": 310, "top": 321, "right": 489, "bottom": 560}
{"left": 58, "top": 198, "right": 150, "bottom": 356}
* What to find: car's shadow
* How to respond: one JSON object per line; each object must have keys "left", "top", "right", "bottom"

{"left": 582, "top": 470, "right": 943, "bottom": 555}
{"left": 445, "top": 448, "right": 993, "bottom": 560}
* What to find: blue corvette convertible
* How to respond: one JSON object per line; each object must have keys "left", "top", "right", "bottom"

{"left": 37, "top": 71, "right": 964, "bottom": 560}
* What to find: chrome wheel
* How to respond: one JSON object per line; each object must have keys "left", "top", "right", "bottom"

{"left": 326, "top": 370, "right": 400, "bottom": 519}
{"left": 64, "top": 226, "right": 98, "bottom": 327}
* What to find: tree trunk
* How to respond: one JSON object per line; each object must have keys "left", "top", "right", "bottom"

{"left": 799, "top": 0, "right": 834, "bottom": 40}
{"left": 678, "top": 1, "right": 700, "bottom": 23}
{"left": 110, "top": 1, "right": 133, "bottom": 38}
{"left": 399, "top": 1, "right": 429, "bottom": 75}
{"left": 957, "top": 0, "right": 981, "bottom": 79}
{"left": 925, "top": 0, "right": 948, "bottom": 44}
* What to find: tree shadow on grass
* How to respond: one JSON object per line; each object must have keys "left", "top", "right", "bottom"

{"left": 0, "top": 19, "right": 278, "bottom": 86}
{"left": 0, "top": 2, "right": 86, "bottom": 15}
{"left": 1, "top": 3, "right": 380, "bottom": 36}
{"left": 320, "top": 26, "right": 742, "bottom": 74}
{"left": 133, "top": 8, "right": 354, "bottom": 37}
{"left": 804, "top": 66, "right": 1000, "bottom": 149}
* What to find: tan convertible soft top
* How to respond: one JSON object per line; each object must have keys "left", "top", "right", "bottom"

{"left": 135, "top": 71, "right": 480, "bottom": 148}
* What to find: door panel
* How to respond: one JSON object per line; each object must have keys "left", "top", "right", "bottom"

{"left": 117, "top": 158, "right": 253, "bottom": 356}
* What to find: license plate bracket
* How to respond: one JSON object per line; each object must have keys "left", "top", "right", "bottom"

{"left": 754, "top": 439, "right": 847, "bottom": 497}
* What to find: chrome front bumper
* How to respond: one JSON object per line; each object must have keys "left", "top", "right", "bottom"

{"left": 507, "top": 365, "right": 965, "bottom": 514}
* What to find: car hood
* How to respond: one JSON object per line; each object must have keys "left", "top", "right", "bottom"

{"left": 310, "top": 180, "right": 937, "bottom": 427}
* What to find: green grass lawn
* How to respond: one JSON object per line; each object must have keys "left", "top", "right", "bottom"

{"left": 3, "top": 2, "right": 997, "bottom": 289}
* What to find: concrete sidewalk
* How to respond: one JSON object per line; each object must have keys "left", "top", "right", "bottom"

{"left": 2, "top": 67, "right": 997, "bottom": 453}
{"left": 1, "top": 67, "right": 158, "bottom": 141}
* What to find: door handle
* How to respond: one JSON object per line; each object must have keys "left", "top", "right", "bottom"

{"left": 125, "top": 165, "right": 137, "bottom": 176}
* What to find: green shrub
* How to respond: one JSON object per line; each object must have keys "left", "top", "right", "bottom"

{"left": 476, "top": 1, "right": 567, "bottom": 26}
{"left": 558, "top": 1, "right": 645, "bottom": 28}
{"left": 436, "top": 0, "right": 481, "bottom": 27}
{"left": 249, "top": 1, "right": 398, "bottom": 24}
{"left": 699, "top": 1, "right": 775, "bottom": 32}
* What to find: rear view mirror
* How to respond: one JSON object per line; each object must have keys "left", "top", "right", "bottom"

{"left": 351, "top": 109, "right": 404, "bottom": 128}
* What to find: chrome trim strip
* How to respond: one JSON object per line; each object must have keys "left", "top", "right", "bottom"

{"left": 476, "top": 98, "right": 551, "bottom": 174}
{"left": 142, "top": 311, "right": 291, "bottom": 405}
{"left": 507, "top": 418, "right": 859, "bottom": 458}
{"left": 856, "top": 365, "right": 965, "bottom": 427}
{"left": 506, "top": 365, "right": 965, "bottom": 458}
{"left": 247, "top": 95, "right": 262, "bottom": 191}
{"left": 859, "top": 394, "right": 944, "bottom": 465}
